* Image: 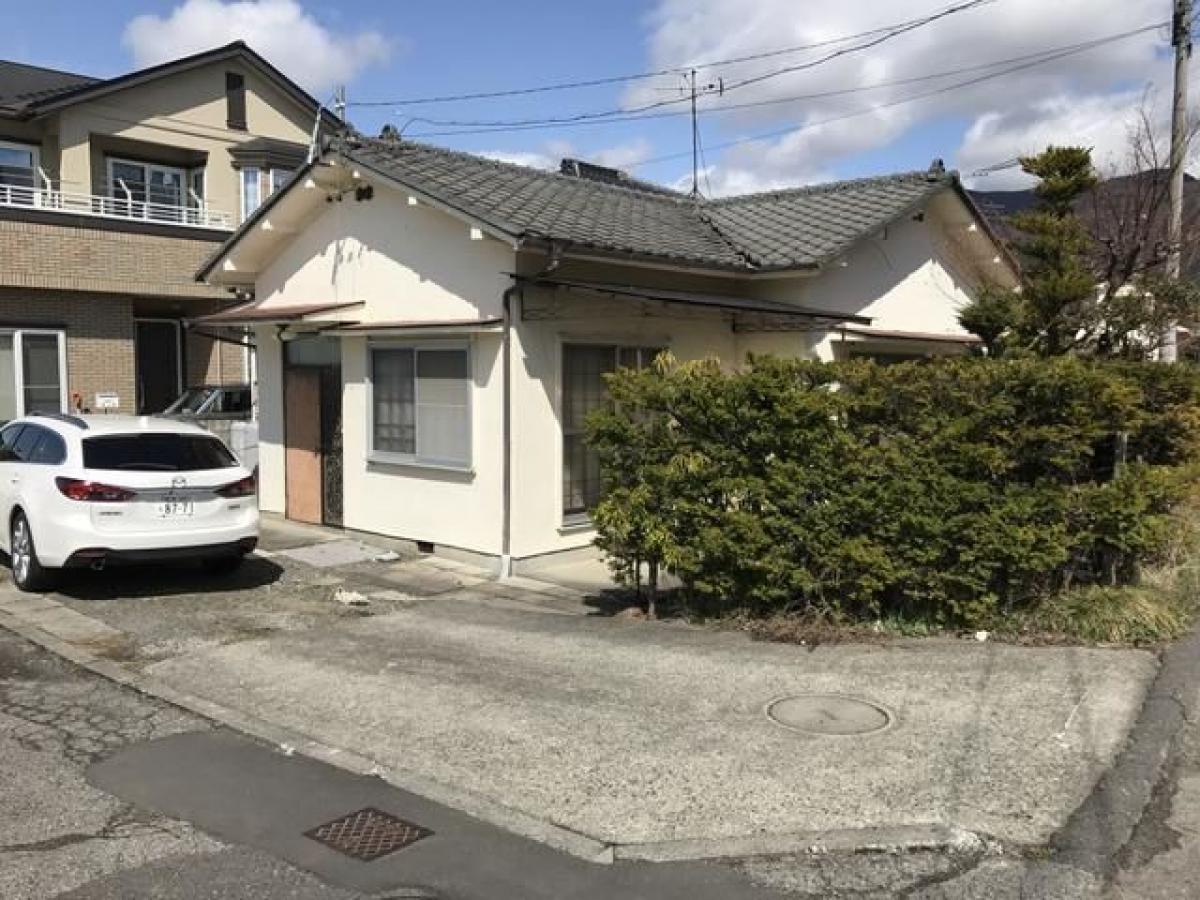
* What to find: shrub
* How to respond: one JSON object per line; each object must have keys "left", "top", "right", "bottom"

{"left": 586, "top": 355, "right": 1200, "bottom": 626}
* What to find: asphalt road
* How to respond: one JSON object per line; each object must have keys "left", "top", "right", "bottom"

{"left": 0, "top": 627, "right": 374, "bottom": 900}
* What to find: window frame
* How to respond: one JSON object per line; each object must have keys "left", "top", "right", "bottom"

{"left": 365, "top": 340, "right": 474, "bottom": 473}
{"left": 106, "top": 157, "right": 188, "bottom": 203}
{"left": 240, "top": 166, "right": 261, "bottom": 221}
{"left": 0, "top": 139, "right": 40, "bottom": 190}
{"left": 0, "top": 328, "right": 68, "bottom": 420}
{"left": 559, "top": 339, "right": 667, "bottom": 523}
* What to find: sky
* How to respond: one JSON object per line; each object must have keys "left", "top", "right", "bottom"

{"left": 2, "top": 0, "right": 1190, "bottom": 194}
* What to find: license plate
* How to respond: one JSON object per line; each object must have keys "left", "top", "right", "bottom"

{"left": 158, "top": 498, "right": 194, "bottom": 518}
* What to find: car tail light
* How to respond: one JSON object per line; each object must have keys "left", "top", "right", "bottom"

{"left": 216, "top": 474, "right": 256, "bottom": 498}
{"left": 55, "top": 477, "right": 136, "bottom": 503}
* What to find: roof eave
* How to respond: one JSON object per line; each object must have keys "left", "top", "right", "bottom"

{"left": 26, "top": 41, "right": 338, "bottom": 128}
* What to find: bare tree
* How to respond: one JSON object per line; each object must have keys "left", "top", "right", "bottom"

{"left": 1087, "top": 105, "right": 1200, "bottom": 357}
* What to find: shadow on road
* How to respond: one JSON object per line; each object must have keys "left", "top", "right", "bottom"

{"left": 44, "top": 555, "right": 285, "bottom": 601}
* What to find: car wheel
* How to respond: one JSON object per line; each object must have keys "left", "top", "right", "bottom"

{"left": 201, "top": 554, "right": 245, "bottom": 576}
{"left": 10, "top": 511, "right": 53, "bottom": 593}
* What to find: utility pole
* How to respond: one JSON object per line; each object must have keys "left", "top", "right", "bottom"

{"left": 688, "top": 69, "right": 699, "bottom": 197}
{"left": 683, "top": 70, "right": 721, "bottom": 198}
{"left": 333, "top": 85, "right": 347, "bottom": 123}
{"left": 1163, "top": 0, "right": 1192, "bottom": 362}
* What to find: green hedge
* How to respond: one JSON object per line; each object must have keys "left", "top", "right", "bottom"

{"left": 586, "top": 355, "right": 1200, "bottom": 625}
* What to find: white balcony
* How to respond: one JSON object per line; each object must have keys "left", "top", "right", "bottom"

{"left": 0, "top": 170, "right": 235, "bottom": 231}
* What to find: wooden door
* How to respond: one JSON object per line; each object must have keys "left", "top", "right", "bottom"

{"left": 284, "top": 367, "right": 323, "bottom": 524}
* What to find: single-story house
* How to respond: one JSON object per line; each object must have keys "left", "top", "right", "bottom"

{"left": 197, "top": 137, "right": 1019, "bottom": 574}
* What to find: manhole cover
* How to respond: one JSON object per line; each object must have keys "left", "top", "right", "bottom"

{"left": 766, "top": 693, "right": 894, "bottom": 735}
{"left": 304, "top": 807, "right": 432, "bottom": 861}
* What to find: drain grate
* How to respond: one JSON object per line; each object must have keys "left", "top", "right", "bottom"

{"left": 304, "top": 807, "right": 432, "bottom": 861}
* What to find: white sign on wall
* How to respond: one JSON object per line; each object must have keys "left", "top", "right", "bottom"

{"left": 94, "top": 392, "right": 120, "bottom": 410}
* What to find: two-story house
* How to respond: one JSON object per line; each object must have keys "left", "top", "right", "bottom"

{"left": 0, "top": 41, "right": 336, "bottom": 416}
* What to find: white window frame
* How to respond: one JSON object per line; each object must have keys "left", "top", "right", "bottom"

{"left": 240, "top": 166, "right": 261, "bottom": 221}
{"left": 0, "top": 139, "right": 43, "bottom": 204}
{"left": 0, "top": 328, "right": 68, "bottom": 419}
{"left": 105, "top": 156, "right": 188, "bottom": 206}
{"left": 0, "top": 139, "right": 40, "bottom": 175}
{"left": 365, "top": 339, "right": 473, "bottom": 473}
{"left": 269, "top": 167, "right": 290, "bottom": 195}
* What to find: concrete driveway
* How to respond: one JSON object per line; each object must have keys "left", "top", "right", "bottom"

{"left": 0, "top": 521, "right": 1160, "bottom": 865}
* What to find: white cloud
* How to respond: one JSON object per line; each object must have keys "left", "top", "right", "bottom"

{"left": 123, "top": 0, "right": 390, "bottom": 97}
{"left": 634, "top": 0, "right": 1171, "bottom": 193}
{"left": 480, "top": 138, "right": 654, "bottom": 174}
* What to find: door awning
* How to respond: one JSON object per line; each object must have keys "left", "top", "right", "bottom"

{"left": 191, "top": 299, "right": 363, "bottom": 325}
{"left": 517, "top": 276, "right": 872, "bottom": 326}
{"left": 329, "top": 317, "right": 504, "bottom": 335}
{"left": 837, "top": 326, "right": 982, "bottom": 345}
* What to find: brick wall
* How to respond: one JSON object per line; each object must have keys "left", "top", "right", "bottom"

{"left": 0, "top": 288, "right": 136, "bottom": 412}
{"left": 0, "top": 216, "right": 227, "bottom": 299}
{"left": 186, "top": 327, "right": 249, "bottom": 386}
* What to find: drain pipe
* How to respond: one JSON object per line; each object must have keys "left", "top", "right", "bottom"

{"left": 499, "top": 245, "right": 561, "bottom": 579}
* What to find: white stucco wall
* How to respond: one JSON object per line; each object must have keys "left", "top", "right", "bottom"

{"left": 255, "top": 187, "right": 512, "bottom": 322}
{"left": 254, "top": 324, "right": 286, "bottom": 514}
{"left": 509, "top": 288, "right": 740, "bottom": 559}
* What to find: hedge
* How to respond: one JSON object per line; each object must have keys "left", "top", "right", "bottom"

{"left": 585, "top": 355, "right": 1200, "bottom": 625}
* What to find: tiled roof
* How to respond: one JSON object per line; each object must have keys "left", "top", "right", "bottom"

{"left": 0, "top": 60, "right": 98, "bottom": 114}
{"left": 705, "top": 174, "right": 949, "bottom": 268}
{"left": 343, "top": 137, "right": 956, "bottom": 272}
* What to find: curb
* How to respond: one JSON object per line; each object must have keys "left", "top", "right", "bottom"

{"left": 1048, "top": 621, "right": 1200, "bottom": 877}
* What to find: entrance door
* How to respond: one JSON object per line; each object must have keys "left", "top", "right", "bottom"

{"left": 284, "top": 367, "right": 323, "bottom": 525}
{"left": 135, "top": 320, "right": 182, "bottom": 413}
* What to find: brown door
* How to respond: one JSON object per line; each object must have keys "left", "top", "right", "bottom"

{"left": 284, "top": 367, "right": 323, "bottom": 524}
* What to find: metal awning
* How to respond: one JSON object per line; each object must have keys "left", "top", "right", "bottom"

{"left": 518, "top": 277, "right": 872, "bottom": 326}
{"left": 191, "top": 299, "right": 363, "bottom": 325}
{"left": 330, "top": 317, "right": 504, "bottom": 335}
{"left": 837, "top": 326, "right": 982, "bottom": 345}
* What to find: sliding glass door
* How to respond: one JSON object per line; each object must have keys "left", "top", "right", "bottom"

{"left": 0, "top": 330, "right": 66, "bottom": 421}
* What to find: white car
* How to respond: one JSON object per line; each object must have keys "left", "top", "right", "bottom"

{"left": 0, "top": 413, "right": 259, "bottom": 592}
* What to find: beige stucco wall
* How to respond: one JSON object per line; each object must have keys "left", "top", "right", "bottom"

{"left": 49, "top": 58, "right": 313, "bottom": 218}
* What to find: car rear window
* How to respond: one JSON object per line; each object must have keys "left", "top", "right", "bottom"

{"left": 83, "top": 433, "right": 237, "bottom": 471}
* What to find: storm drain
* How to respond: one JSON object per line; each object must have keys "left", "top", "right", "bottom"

{"left": 766, "top": 693, "right": 894, "bottom": 736}
{"left": 305, "top": 807, "right": 432, "bottom": 861}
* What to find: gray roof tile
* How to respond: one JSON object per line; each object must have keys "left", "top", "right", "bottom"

{"left": 347, "top": 138, "right": 954, "bottom": 272}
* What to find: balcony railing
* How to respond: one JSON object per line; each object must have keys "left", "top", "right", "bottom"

{"left": 0, "top": 169, "right": 234, "bottom": 231}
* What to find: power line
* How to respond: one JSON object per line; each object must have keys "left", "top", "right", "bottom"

{"left": 347, "top": 0, "right": 994, "bottom": 109}
{"left": 628, "top": 20, "right": 1170, "bottom": 169}
{"left": 722, "top": 0, "right": 991, "bottom": 92}
{"left": 404, "top": 23, "right": 1166, "bottom": 139}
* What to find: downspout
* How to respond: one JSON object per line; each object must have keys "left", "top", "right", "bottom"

{"left": 499, "top": 242, "right": 562, "bottom": 578}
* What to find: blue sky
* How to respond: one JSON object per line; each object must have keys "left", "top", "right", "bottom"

{"left": 1, "top": 1, "right": 1182, "bottom": 194}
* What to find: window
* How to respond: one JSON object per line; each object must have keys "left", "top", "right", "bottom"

{"left": 241, "top": 166, "right": 261, "bottom": 220}
{"left": 270, "top": 168, "right": 291, "bottom": 194}
{"left": 0, "top": 330, "right": 65, "bottom": 420}
{"left": 0, "top": 139, "right": 38, "bottom": 192}
{"left": 12, "top": 425, "right": 43, "bottom": 461}
{"left": 27, "top": 429, "right": 66, "bottom": 465}
{"left": 369, "top": 345, "right": 471, "bottom": 469}
{"left": 225, "top": 71, "right": 247, "bottom": 130}
{"left": 561, "top": 343, "right": 664, "bottom": 518}
{"left": 0, "top": 424, "right": 23, "bottom": 459}
{"left": 106, "top": 157, "right": 188, "bottom": 221}
{"left": 83, "top": 434, "right": 237, "bottom": 472}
